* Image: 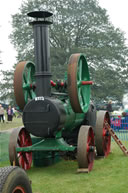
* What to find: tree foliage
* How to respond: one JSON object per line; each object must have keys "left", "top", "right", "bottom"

{"left": 2, "top": 0, "right": 128, "bottom": 103}
{"left": 0, "top": 68, "right": 15, "bottom": 105}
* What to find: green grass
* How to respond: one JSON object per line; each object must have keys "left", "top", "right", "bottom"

{"left": 1, "top": 120, "right": 128, "bottom": 193}
{"left": 26, "top": 143, "right": 128, "bottom": 193}
{"left": 0, "top": 132, "right": 10, "bottom": 162}
{"left": 0, "top": 117, "right": 23, "bottom": 163}
{"left": 0, "top": 117, "right": 22, "bottom": 131}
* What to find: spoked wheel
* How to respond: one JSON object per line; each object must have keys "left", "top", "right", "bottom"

{"left": 68, "top": 53, "right": 92, "bottom": 113}
{"left": 14, "top": 61, "right": 36, "bottom": 110}
{"left": 95, "top": 111, "right": 111, "bottom": 157}
{"left": 9, "top": 127, "right": 32, "bottom": 170}
{"left": 0, "top": 166, "right": 32, "bottom": 193}
{"left": 77, "top": 126, "right": 95, "bottom": 172}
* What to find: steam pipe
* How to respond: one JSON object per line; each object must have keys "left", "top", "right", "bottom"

{"left": 28, "top": 11, "right": 53, "bottom": 97}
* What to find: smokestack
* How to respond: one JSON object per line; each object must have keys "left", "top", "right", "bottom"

{"left": 27, "top": 11, "right": 53, "bottom": 96}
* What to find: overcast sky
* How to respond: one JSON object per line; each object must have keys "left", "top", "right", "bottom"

{"left": 0, "top": 0, "right": 128, "bottom": 71}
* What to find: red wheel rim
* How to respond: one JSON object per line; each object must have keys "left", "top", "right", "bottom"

{"left": 86, "top": 127, "right": 95, "bottom": 171}
{"left": 103, "top": 113, "right": 111, "bottom": 156}
{"left": 12, "top": 186, "right": 25, "bottom": 193}
{"left": 18, "top": 128, "right": 32, "bottom": 170}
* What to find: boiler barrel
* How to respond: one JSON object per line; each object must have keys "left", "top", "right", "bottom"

{"left": 23, "top": 97, "right": 85, "bottom": 137}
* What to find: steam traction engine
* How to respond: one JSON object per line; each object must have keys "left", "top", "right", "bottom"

{"left": 9, "top": 11, "right": 111, "bottom": 172}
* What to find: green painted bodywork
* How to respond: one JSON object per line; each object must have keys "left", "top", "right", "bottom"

{"left": 16, "top": 137, "right": 75, "bottom": 152}
{"left": 76, "top": 54, "right": 90, "bottom": 113}
{"left": 22, "top": 61, "right": 36, "bottom": 103}
{"left": 33, "top": 151, "right": 61, "bottom": 167}
{"left": 63, "top": 99, "right": 85, "bottom": 132}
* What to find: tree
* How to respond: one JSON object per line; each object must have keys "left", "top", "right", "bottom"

{"left": 7, "top": 0, "right": 128, "bottom": 102}
{"left": 0, "top": 67, "right": 15, "bottom": 105}
{"left": 0, "top": 34, "right": 15, "bottom": 105}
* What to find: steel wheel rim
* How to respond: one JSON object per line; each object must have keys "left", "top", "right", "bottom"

{"left": 12, "top": 186, "right": 25, "bottom": 193}
{"left": 68, "top": 54, "right": 90, "bottom": 113}
{"left": 95, "top": 111, "right": 111, "bottom": 157}
{"left": 14, "top": 61, "right": 36, "bottom": 110}
{"left": 77, "top": 126, "right": 95, "bottom": 172}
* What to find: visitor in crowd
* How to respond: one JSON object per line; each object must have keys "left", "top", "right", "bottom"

{"left": 12, "top": 107, "right": 17, "bottom": 117}
{"left": 0, "top": 104, "right": 5, "bottom": 123}
{"left": 106, "top": 100, "right": 113, "bottom": 115}
{"left": 7, "top": 105, "right": 13, "bottom": 122}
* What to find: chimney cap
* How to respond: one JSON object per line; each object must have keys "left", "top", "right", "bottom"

{"left": 27, "top": 11, "right": 53, "bottom": 19}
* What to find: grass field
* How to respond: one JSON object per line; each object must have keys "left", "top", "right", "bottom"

{"left": 1, "top": 119, "right": 128, "bottom": 193}
{"left": 0, "top": 116, "right": 23, "bottom": 131}
{"left": 0, "top": 117, "right": 23, "bottom": 162}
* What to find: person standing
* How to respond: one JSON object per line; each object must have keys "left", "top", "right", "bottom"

{"left": 12, "top": 107, "right": 16, "bottom": 117}
{"left": 106, "top": 100, "right": 113, "bottom": 114}
{"left": 0, "top": 104, "right": 5, "bottom": 123}
{"left": 7, "top": 105, "right": 13, "bottom": 122}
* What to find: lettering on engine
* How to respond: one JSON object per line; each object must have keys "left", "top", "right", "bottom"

{"left": 35, "top": 97, "right": 44, "bottom": 101}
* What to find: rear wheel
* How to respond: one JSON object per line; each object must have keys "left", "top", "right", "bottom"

{"left": 0, "top": 166, "right": 32, "bottom": 193}
{"left": 95, "top": 111, "right": 111, "bottom": 157}
{"left": 77, "top": 125, "right": 95, "bottom": 172}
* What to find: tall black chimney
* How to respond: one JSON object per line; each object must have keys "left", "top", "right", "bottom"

{"left": 28, "top": 11, "right": 53, "bottom": 97}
